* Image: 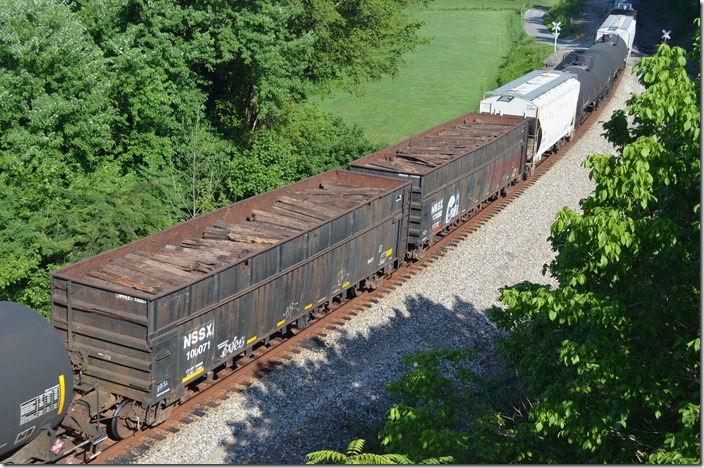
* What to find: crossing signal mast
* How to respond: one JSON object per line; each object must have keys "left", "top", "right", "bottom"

{"left": 661, "top": 29, "right": 671, "bottom": 44}
{"left": 551, "top": 21, "right": 562, "bottom": 52}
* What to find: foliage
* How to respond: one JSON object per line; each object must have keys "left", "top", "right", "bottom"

{"left": 226, "top": 131, "right": 299, "bottom": 201}
{"left": 155, "top": 112, "right": 234, "bottom": 221}
{"left": 378, "top": 349, "right": 477, "bottom": 461}
{"left": 0, "top": 0, "right": 173, "bottom": 314}
{"left": 485, "top": 37, "right": 700, "bottom": 463}
{"left": 306, "top": 438, "right": 453, "bottom": 464}
{"left": 271, "top": 102, "right": 380, "bottom": 178}
{"left": 0, "top": 0, "right": 115, "bottom": 173}
{"left": 496, "top": 11, "right": 554, "bottom": 86}
{"left": 543, "top": 0, "right": 583, "bottom": 36}
{"left": 292, "top": 0, "right": 431, "bottom": 98}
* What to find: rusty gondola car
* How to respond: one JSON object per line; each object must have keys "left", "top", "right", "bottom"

{"left": 49, "top": 169, "right": 412, "bottom": 439}
{"left": 349, "top": 113, "right": 529, "bottom": 258}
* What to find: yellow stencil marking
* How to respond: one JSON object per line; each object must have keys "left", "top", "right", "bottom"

{"left": 58, "top": 374, "right": 65, "bottom": 414}
{"left": 277, "top": 319, "right": 286, "bottom": 326}
{"left": 342, "top": 282, "right": 350, "bottom": 288}
{"left": 385, "top": 248, "right": 393, "bottom": 257}
{"left": 246, "top": 336, "right": 257, "bottom": 345}
{"left": 182, "top": 367, "right": 204, "bottom": 383}
{"left": 305, "top": 303, "right": 313, "bottom": 310}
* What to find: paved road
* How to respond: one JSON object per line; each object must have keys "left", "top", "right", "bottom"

{"left": 523, "top": 6, "right": 606, "bottom": 50}
{"left": 524, "top": 8, "right": 555, "bottom": 44}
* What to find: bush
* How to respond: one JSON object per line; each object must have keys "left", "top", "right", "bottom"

{"left": 543, "top": 0, "right": 584, "bottom": 37}
{"left": 495, "top": 11, "right": 555, "bottom": 86}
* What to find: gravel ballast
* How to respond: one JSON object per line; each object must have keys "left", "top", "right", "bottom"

{"left": 134, "top": 66, "right": 645, "bottom": 464}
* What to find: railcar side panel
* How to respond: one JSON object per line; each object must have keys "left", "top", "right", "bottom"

{"left": 349, "top": 113, "right": 529, "bottom": 248}
{"left": 50, "top": 170, "right": 411, "bottom": 407}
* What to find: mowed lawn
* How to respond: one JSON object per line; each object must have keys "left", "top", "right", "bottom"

{"left": 315, "top": 0, "right": 555, "bottom": 146}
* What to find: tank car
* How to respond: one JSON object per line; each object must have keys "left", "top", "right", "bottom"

{"left": 0, "top": 302, "right": 73, "bottom": 463}
{"left": 562, "top": 33, "right": 629, "bottom": 124}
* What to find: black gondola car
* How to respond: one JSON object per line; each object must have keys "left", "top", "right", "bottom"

{"left": 348, "top": 113, "right": 529, "bottom": 256}
{"left": 50, "top": 169, "right": 411, "bottom": 437}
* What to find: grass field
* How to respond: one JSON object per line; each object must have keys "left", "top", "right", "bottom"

{"left": 314, "top": 0, "right": 558, "bottom": 146}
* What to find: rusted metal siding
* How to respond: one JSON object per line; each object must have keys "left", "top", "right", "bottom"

{"left": 51, "top": 278, "right": 151, "bottom": 402}
{"left": 50, "top": 170, "right": 411, "bottom": 406}
{"left": 349, "top": 112, "right": 529, "bottom": 247}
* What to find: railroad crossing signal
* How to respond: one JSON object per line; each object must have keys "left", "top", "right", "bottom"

{"left": 661, "top": 29, "right": 671, "bottom": 43}
{"left": 551, "top": 21, "right": 562, "bottom": 52}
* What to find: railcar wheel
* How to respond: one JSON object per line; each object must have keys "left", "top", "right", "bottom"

{"left": 347, "top": 285, "right": 360, "bottom": 299}
{"left": 367, "top": 275, "right": 384, "bottom": 291}
{"left": 108, "top": 400, "right": 140, "bottom": 440}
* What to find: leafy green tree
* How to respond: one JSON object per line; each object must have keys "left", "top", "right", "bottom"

{"left": 227, "top": 130, "right": 299, "bottom": 201}
{"left": 0, "top": 0, "right": 180, "bottom": 313}
{"left": 0, "top": 0, "right": 118, "bottom": 312}
{"left": 270, "top": 102, "right": 379, "bottom": 178}
{"left": 378, "top": 349, "right": 476, "bottom": 462}
{"left": 289, "top": 0, "right": 430, "bottom": 96}
{"left": 485, "top": 38, "right": 700, "bottom": 463}
{"left": 0, "top": 0, "right": 115, "bottom": 174}
{"left": 154, "top": 111, "right": 234, "bottom": 221}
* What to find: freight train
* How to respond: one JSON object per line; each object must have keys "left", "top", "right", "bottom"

{"left": 0, "top": 7, "right": 635, "bottom": 464}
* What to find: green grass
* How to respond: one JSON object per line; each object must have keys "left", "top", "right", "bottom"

{"left": 313, "top": 0, "right": 559, "bottom": 147}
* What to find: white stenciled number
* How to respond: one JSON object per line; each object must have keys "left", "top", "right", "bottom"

{"left": 186, "top": 341, "right": 210, "bottom": 360}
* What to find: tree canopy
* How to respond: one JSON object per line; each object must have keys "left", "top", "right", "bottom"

{"left": 485, "top": 38, "right": 700, "bottom": 463}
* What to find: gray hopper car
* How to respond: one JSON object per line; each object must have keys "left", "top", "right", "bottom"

{"left": 348, "top": 113, "right": 529, "bottom": 257}
{"left": 50, "top": 169, "right": 412, "bottom": 438}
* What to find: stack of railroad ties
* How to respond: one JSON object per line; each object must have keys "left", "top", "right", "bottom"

{"left": 85, "top": 118, "right": 510, "bottom": 295}
{"left": 86, "top": 182, "right": 390, "bottom": 295}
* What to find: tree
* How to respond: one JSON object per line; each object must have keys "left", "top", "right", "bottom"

{"left": 288, "top": 0, "right": 430, "bottom": 95}
{"left": 0, "top": 0, "right": 118, "bottom": 312}
{"left": 377, "top": 349, "right": 476, "bottom": 462}
{"left": 485, "top": 36, "right": 700, "bottom": 463}
{"left": 269, "top": 101, "right": 379, "bottom": 178}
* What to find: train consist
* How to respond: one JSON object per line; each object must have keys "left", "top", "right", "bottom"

{"left": 0, "top": 5, "right": 635, "bottom": 464}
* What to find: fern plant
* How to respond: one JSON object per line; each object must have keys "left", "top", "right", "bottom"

{"left": 306, "top": 439, "right": 453, "bottom": 464}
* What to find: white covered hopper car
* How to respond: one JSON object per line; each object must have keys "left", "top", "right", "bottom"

{"left": 479, "top": 70, "right": 580, "bottom": 166}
